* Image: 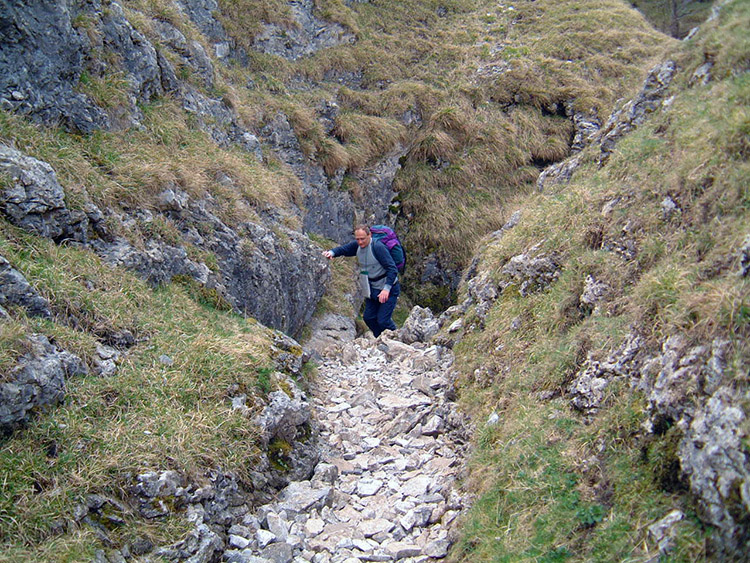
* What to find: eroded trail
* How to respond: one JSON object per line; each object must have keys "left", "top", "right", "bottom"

{"left": 233, "top": 333, "right": 469, "bottom": 562}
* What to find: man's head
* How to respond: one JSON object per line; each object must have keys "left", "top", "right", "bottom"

{"left": 354, "top": 225, "right": 371, "bottom": 248}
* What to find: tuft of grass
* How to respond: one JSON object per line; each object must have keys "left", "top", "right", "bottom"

{"left": 0, "top": 319, "right": 34, "bottom": 380}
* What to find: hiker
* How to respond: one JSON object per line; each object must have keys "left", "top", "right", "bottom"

{"left": 323, "top": 225, "right": 400, "bottom": 337}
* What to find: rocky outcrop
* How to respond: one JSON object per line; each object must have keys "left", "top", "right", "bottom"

{"left": 175, "top": 0, "right": 236, "bottom": 61}
{"left": 568, "top": 333, "right": 646, "bottom": 414}
{"left": 0, "top": 142, "right": 326, "bottom": 335}
{"left": 537, "top": 61, "right": 676, "bottom": 192}
{"left": 437, "top": 211, "right": 521, "bottom": 332}
{"left": 567, "top": 333, "right": 748, "bottom": 558}
{"left": 256, "top": 374, "right": 319, "bottom": 482}
{"left": 98, "top": 2, "right": 165, "bottom": 106}
{"left": 500, "top": 245, "right": 562, "bottom": 296}
{"left": 0, "top": 144, "right": 91, "bottom": 243}
{"left": 536, "top": 154, "right": 583, "bottom": 192}
{"left": 0, "top": 334, "right": 87, "bottom": 434}
{"left": 0, "top": 255, "right": 52, "bottom": 318}
{"left": 0, "top": 0, "right": 109, "bottom": 133}
{"left": 599, "top": 60, "right": 676, "bottom": 162}
{"left": 92, "top": 187, "right": 329, "bottom": 336}
{"left": 252, "top": 0, "right": 355, "bottom": 61}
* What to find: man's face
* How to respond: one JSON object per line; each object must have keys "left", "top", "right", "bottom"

{"left": 354, "top": 229, "right": 371, "bottom": 248}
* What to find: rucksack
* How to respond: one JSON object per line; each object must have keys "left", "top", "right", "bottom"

{"left": 371, "top": 224, "right": 406, "bottom": 273}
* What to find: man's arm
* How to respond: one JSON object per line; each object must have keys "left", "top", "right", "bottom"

{"left": 324, "top": 240, "right": 359, "bottom": 259}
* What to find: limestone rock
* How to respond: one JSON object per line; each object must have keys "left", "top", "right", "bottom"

{"left": 305, "top": 314, "right": 357, "bottom": 356}
{"left": 579, "top": 275, "right": 610, "bottom": 314}
{"left": 648, "top": 509, "right": 684, "bottom": 555}
{"left": 252, "top": 0, "right": 355, "bottom": 61}
{"left": 500, "top": 247, "right": 561, "bottom": 296}
{"left": 0, "top": 334, "right": 87, "bottom": 433}
{"left": 257, "top": 389, "right": 311, "bottom": 446}
{"left": 0, "top": 255, "right": 51, "bottom": 318}
{"left": 0, "top": 1, "right": 109, "bottom": 132}
{"left": 0, "top": 144, "right": 89, "bottom": 243}
{"left": 537, "top": 154, "right": 583, "bottom": 192}
{"left": 679, "top": 387, "right": 750, "bottom": 558}
{"left": 599, "top": 61, "right": 676, "bottom": 162}
{"left": 738, "top": 234, "right": 750, "bottom": 277}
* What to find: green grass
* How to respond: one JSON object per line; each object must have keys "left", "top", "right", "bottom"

{"left": 0, "top": 224, "right": 283, "bottom": 559}
{"left": 0, "top": 0, "right": 738, "bottom": 560}
{"left": 448, "top": 3, "right": 748, "bottom": 561}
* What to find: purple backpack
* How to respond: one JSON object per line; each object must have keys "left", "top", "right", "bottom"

{"left": 371, "top": 225, "right": 406, "bottom": 273}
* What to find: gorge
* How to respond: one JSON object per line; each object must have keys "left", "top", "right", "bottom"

{"left": 0, "top": 0, "right": 748, "bottom": 561}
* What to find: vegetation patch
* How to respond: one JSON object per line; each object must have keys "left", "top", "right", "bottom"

{"left": 449, "top": 3, "right": 748, "bottom": 560}
{"left": 0, "top": 230, "right": 274, "bottom": 559}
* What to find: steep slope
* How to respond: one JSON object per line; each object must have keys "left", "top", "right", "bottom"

{"left": 0, "top": 0, "right": 710, "bottom": 561}
{"left": 443, "top": 1, "right": 750, "bottom": 559}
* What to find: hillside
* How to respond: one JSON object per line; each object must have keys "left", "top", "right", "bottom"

{"left": 0, "top": 0, "right": 746, "bottom": 561}
{"left": 444, "top": 0, "right": 750, "bottom": 559}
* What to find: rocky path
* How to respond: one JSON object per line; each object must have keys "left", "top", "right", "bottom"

{"left": 225, "top": 332, "right": 469, "bottom": 562}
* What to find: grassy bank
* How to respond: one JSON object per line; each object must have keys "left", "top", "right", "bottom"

{"left": 449, "top": 1, "right": 749, "bottom": 559}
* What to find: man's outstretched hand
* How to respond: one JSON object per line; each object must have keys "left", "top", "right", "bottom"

{"left": 322, "top": 250, "right": 334, "bottom": 259}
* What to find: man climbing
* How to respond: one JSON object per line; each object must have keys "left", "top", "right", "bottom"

{"left": 323, "top": 224, "right": 400, "bottom": 338}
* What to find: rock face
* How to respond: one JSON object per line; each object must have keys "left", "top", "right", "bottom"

{"left": 260, "top": 111, "right": 404, "bottom": 244}
{"left": 0, "top": 334, "right": 87, "bottom": 434}
{"left": 0, "top": 255, "right": 52, "bottom": 318}
{"left": 567, "top": 333, "right": 749, "bottom": 558}
{"left": 0, "top": 144, "right": 90, "bottom": 243}
{"left": 175, "top": 0, "right": 237, "bottom": 61}
{"left": 261, "top": 112, "right": 352, "bottom": 242}
{"left": 252, "top": 0, "right": 355, "bottom": 61}
{"left": 0, "top": 143, "right": 328, "bottom": 335}
{"left": 0, "top": 0, "right": 109, "bottom": 133}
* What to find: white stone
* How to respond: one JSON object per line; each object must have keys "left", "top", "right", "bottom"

{"left": 383, "top": 541, "right": 422, "bottom": 558}
{"left": 266, "top": 511, "right": 289, "bottom": 541}
{"left": 305, "top": 518, "right": 325, "bottom": 536}
{"left": 356, "top": 477, "right": 383, "bottom": 496}
{"left": 328, "top": 402, "right": 351, "bottom": 413}
{"left": 400, "top": 475, "right": 432, "bottom": 497}
{"left": 229, "top": 534, "right": 251, "bottom": 549}
{"left": 359, "top": 518, "right": 394, "bottom": 537}
{"left": 424, "top": 538, "right": 450, "bottom": 558}
{"left": 352, "top": 538, "right": 376, "bottom": 552}
{"left": 286, "top": 534, "right": 304, "bottom": 550}
{"left": 400, "top": 509, "right": 419, "bottom": 532}
{"left": 422, "top": 415, "right": 444, "bottom": 436}
{"left": 256, "top": 528, "right": 276, "bottom": 548}
{"left": 363, "top": 437, "right": 381, "bottom": 449}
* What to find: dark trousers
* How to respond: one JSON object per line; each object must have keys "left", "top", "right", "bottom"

{"left": 363, "top": 283, "right": 400, "bottom": 337}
